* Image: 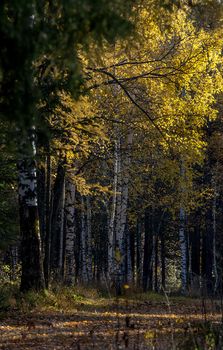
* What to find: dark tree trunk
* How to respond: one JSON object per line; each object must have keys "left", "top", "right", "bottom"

{"left": 19, "top": 205, "right": 45, "bottom": 291}
{"left": 160, "top": 229, "right": 165, "bottom": 290}
{"left": 191, "top": 223, "right": 200, "bottom": 276}
{"left": 218, "top": 197, "right": 223, "bottom": 296}
{"left": 143, "top": 208, "right": 153, "bottom": 292}
{"left": 154, "top": 233, "right": 158, "bottom": 292}
{"left": 136, "top": 219, "right": 141, "bottom": 287}
{"left": 202, "top": 207, "right": 214, "bottom": 294}
{"left": 188, "top": 218, "right": 201, "bottom": 293}
{"left": 18, "top": 129, "right": 45, "bottom": 292}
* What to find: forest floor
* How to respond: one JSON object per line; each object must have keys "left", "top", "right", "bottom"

{"left": 0, "top": 289, "right": 222, "bottom": 350}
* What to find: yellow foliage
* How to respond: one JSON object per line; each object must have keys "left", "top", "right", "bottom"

{"left": 84, "top": 1, "right": 223, "bottom": 215}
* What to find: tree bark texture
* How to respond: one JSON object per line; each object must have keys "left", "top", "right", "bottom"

{"left": 18, "top": 129, "right": 45, "bottom": 291}
{"left": 64, "top": 177, "right": 76, "bottom": 285}
{"left": 50, "top": 162, "right": 65, "bottom": 273}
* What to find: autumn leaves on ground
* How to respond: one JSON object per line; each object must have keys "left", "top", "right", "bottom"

{"left": 0, "top": 286, "right": 222, "bottom": 350}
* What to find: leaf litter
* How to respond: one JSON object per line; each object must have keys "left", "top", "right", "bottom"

{"left": 0, "top": 297, "right": 222, "bottom": 349}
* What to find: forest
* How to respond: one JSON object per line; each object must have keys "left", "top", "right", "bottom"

{"left": 1, "top": 0, "right": 223, "bottom": 349}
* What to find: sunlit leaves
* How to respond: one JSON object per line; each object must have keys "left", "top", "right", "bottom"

{"left": 87, "top": 0, "right": 223, "bottom": 219}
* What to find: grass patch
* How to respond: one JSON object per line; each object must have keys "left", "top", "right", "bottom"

{"left": 0, "top": 281, "right": 214, "bottom": 316}
{"left": 0, "top": 282, "right": 109, "bottom": 314}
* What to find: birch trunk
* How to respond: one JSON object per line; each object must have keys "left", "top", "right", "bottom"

{"left": 64, "top": 178, "right": 76, "bottom": 285}
{"left": 115, "top": 131, "right": 133, "bottom": 293}
{"left": 10, "top": 245, "right": 18, "bottom": 281}
{"left": 86, "top": 196, "right": 93, "bottom": 282}
{"left": 80, "top": 196, "right": 88, "bottom": 283}
{"left": 18, "top": 128, "right": 45, "bottom": 291}
{"left": 126, "top": 224, "right": 132, "bottom": 284}
{"left": 114, "top": 135, "right": 123, "bottom": 294}
{"left": 179, "top": 206, "right": 187, "bottom": 293}
{"left": 136, "top": 219, "right": 144, "bottom": 287}
{"left": 179, "top": 162, "right": 187, "bottom": 294}
{"left": 37, "top": 165, "right": 45, "bottom": 245}
{"left": 44, "top": 149, "right": 51, "bottom": 288}
{"left": 190, "top": 218, "right": 201, "bottom": 290}
{"left": 50, "top": 162, "right": 65, "bottom": 272}
{"left": 108, "top": 140, "right": 119, "bottom": 279}
{"left": 58, "top": 177, "right": 65, "bottom": 277}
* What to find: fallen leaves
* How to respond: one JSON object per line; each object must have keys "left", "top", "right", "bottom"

{"left": 0, "top": 298, "right": 222, "bottom": 349}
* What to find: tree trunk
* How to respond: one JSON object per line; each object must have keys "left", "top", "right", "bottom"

{"left": 125, "top": 222, "right": 132, "bottom": 284}
{"left": 179, "top": 161, "right": 187, "bottom": 294}
{"left": 80, "top": 196, "right": 88, "bottom": 283}
{"left": 18, "top": 129, "right": 45, "bottom": 291}
{"left": 143, "top": 208, "right": 153, "bottom": 291}
{"left": 202, "top": 206, "right": 213, "bottom": 294}
{"left": 189, "top": 218, "right": 200, "bottom": 292}
{"left": 58, "top": 176, "right": 65, "bottom": 278}
{"left": 212, "top": 181, "right": 218, "bottom": 293}
{"left": 64, "top": 177, "right": 76, "bottom": 285}
{"left": 44, "top": 150, "right": 51, "bottom": 288}
{"left": 154, "top": 233, "right": 158, "bottom": 292}
{"left": 50, "top": 162, "right": 65, "bottom": 273}
{"left": 114, "top": 136, "right": 122, "bottom": 294}
{"left": 136, "top": 218, "right": 144, "bottom": 288}
{"left": 107, "top": 140, "right": 118, "bottom": 279}
{"left": 37, "top": 165, "right": 45, "bottom": 246}
{"left": 179, "top": 206, "right": 187, "bottom": 293}
{"left": 86, "top": 196, "right": 93, "bottom": 282}
{"left": 115, "top": 131, "right": 133, "bottom": 294}
{"left": 160, "top": 229, "right": 165, "bottom": 290}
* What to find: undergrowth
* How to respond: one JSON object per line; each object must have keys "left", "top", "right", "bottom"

{"left": 0, "top": 280, "right": 223, "bottom": 349}
{"left": 0, "top": 283, "right": 104, "bottom": 314}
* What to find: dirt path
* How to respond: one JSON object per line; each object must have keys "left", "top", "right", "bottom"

{"left": 0, "top": 298, "right": 222, "bottom": 349}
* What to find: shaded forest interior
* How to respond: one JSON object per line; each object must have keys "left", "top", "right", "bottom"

{"left": 1, "top": 0, "right": 223, "bottom": 349}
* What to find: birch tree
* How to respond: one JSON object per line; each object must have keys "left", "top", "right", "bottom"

{"left": 179, "top": 206, "right": 187, "bottom": 293}
{"left": 18, "top": 128, "right": 45, "bottom": 291}
{"left": 114, "top": 131, "right": 133, "bottom": 293}
{"left": 0, "top": 0, "right": 133, "bottom": 291}
{"left": 80, "top": 196, "right": 88, "bottom": 284}
{"left": 107, "top": 139, "right": 119, "bottom": 280}
{"left": 86, "top": 196, "right": 93, "bottom": 282}
{"left": 64, "top": 177, "right": 76, "bottom": 285}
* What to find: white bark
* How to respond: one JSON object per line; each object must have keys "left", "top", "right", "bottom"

{"left": 126, "top": 228, "right": 132, "bottom": 284}
{"left": 179, "top": 162, "right": 187, "bottom": 293}
{"left": 86, "top": 196, "right": 93, "bottom": 281}
{"left": 80, "top": 196, "right": 88, "bottom": 283}
{"left": 115, "top": 136, "right": 122, "bottom": 263}
{"left": 58, "top": 177, "right": 65, "bottom": 274}
{"left": 64, "top": 178, "right": 76, "bottom": 285}
{"left": 115, "top": 131, "right": 133, "bottom": 283}
{"left": 11, "top": 245, "right": 18, "bottom": 281}
{"left": 18, "top": 127, "right": 45, "bottom": 291}
{"left": 179, "top": 206, "right": 187, "bottom": 293}
{"left": 108, "top": 140, "right": 119, "bottom": 278}
{"left": 18, "top": 127, "right": 38, "bottom": 207}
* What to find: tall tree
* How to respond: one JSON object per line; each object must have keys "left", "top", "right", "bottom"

{"left": 0, "top": 0, "right": 134, "bottom": 291}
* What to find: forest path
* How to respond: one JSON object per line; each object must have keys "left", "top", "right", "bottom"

{"left": 0, "top": 297, "right": 222, "bottom": 349}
